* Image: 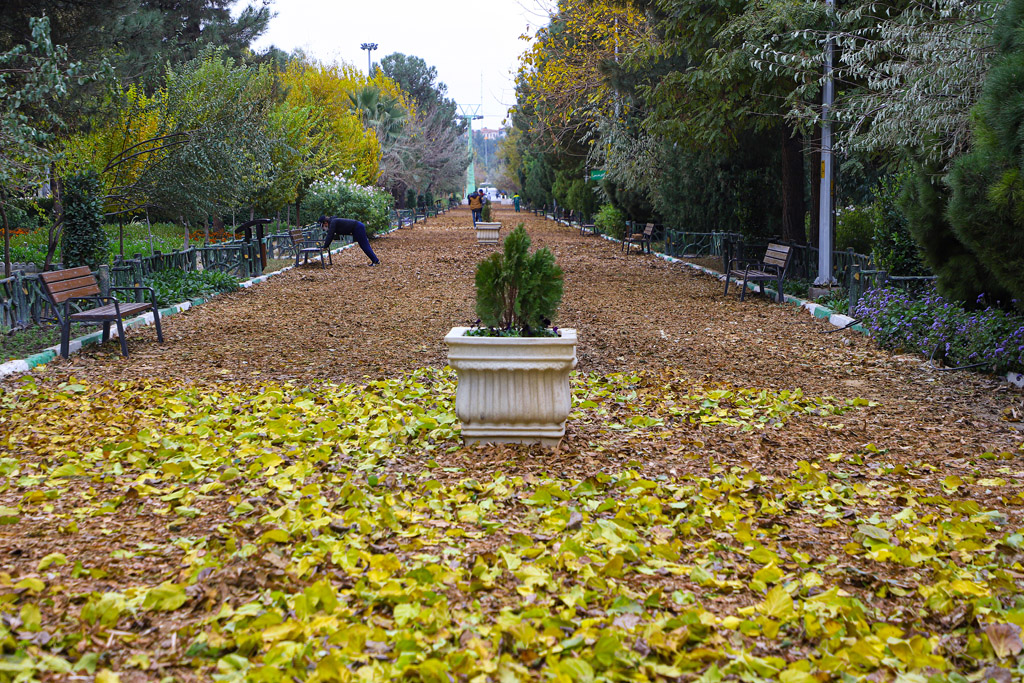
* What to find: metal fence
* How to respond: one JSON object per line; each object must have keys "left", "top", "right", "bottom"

{"left": 1, "top": 226, "right": 333, "bottom": 331}
{"left": 0, "top": 204, "right": 446, "bottom": 332}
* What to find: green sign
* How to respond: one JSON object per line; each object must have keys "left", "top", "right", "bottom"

{"left": 589, "top": 169, "right": 606, "bottom": 181}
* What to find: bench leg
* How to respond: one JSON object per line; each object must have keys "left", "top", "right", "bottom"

{"left": 724, "top": 276, "right": 730, "bottom": 297}
{"left": 115, "top": 317, "right": 128, "bottom": 357}
{"left": 60, "top": 320, "right": 71, "bottom": 359}
{"left": 320, "top": 251, "right": 326, "bottom": 269}
{"left": 294, "top": 251, "right": 301, "bottom": 268}
{"left": 153, "top": 306, "right": 164, "bottom": 343}
{"left": 777, "top": 277, "right": 785, "bottom": 303}
{"left": 102, "top": 321, "right": 110, "bottom": 344}
{"left": 740, "top": 277, "right": 747, "bottom": 302}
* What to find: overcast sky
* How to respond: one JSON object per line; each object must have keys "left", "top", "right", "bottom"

{"left": 246, "top": 0, "right": 551, "bottom": 130}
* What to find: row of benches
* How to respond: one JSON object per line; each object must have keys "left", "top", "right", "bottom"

{"left": 575, "top": 217, "right": 792, "bottom": 302}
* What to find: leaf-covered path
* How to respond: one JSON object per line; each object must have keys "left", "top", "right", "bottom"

{"left": 2, "top": 207, "right": 1023, "bottom": 681}
{"left": 44, "top": 206, "right": 1024, "bottom": 465}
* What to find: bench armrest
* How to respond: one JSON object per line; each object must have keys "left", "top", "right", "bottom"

{"left": 109, "top": 285, "right": 158, "bottom": 307}
{"left": 727, "top": 258, "right": 759, "bottom": 270}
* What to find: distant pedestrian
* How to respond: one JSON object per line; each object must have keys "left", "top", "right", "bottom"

{"left": 319, "top": 215, "right": 380, "bottom": 266}
{"left": 468, "top": 190, "right": 483, "bottom": 225}
{"left": 513, "top": 193, "right": 521, "bottom": 212}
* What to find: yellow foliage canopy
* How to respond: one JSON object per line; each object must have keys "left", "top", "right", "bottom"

{"left": 280, "top": 59, "right": 383, "bottom": 184}
{"left": 515, "top": 0, "right": 650, "bottom": 143}
{"left": 60, "top": 84, "right": 166, "bottom": 213}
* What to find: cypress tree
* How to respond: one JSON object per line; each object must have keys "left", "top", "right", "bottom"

{"left": 941, "top": 0, "right": 1024, "bottom": 308}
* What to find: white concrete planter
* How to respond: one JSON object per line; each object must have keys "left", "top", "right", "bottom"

{"left": 475, "top": 222, "right": 502, "bottom": 244}
{"left": 445, "top": 327, "right": 578, "bottom": 446}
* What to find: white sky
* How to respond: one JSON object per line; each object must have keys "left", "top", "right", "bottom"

{"left": 245, "top": 0, "right": 552, "bottom": 130}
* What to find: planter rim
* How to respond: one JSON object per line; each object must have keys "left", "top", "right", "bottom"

{"left": 445, "top": 326, "right": 576, "bottom": 344}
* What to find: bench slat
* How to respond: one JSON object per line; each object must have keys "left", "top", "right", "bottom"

{"left": 49, "top": 285, "right": 102, "bottom": 304}
{"left": 39, "top": 266, "right": 91, "bottom": 284}
{"left": 44, "top": 274, "right": 100, "bottom": 295}
{"left": 70, "top": 302, "right": 153, "bottom": 322}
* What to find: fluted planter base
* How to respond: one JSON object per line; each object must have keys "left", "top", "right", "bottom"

{"left": 445, "top": 327, "right": 578, "bottom": 446}
{"left": 475, "top": 222, "right": 502, "bottom": 244}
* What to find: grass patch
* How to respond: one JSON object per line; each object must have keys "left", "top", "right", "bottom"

{"left": 0, "top": 322, "right": 100, "bottom": 361}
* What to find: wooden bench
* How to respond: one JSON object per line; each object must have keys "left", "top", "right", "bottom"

{"left": 39, "top": 266, "right": 163, "bottom": 358}
{"left": 289, "top": 228, "right": 331, "bottom": 269}
{"left": 724, "top": 243, "right": 792, "bottom": 303}
{"left": 623, "top": 223, "right": 654, "bottom": 254}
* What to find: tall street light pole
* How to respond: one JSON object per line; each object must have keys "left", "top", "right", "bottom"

{"left": 815, "top": 0, "right": 836, "bottom": 286}
{"left": 458, "top": 104, "right": 483, "bottom": 198}
{"left": 360, "top": 42, "right": 378, "bottom": 76}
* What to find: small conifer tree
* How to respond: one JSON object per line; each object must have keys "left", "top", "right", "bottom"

{"left": 475, "top": 224, "right": 563, "bottom": 335}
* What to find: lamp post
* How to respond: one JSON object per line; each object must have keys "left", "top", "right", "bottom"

{"left": 458, "top": 104, "right": 483, "bottom": 197}
{"left": 815, "top": 0, "right": 836, "bottom": 286}
{"left": 360, "top": 42, "right": 378, "bottom": 76}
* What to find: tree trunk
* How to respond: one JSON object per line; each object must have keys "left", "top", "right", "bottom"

{"left": 295, "top": 196, "right": 301, "bottom": 227}
{"left": 1, "top": 192, "right": 10, "bottom": 279}
{"left": 781, "top": 126, "right": 806, "bottom": 245}
{"left": 45, "top": 169, "right": 64, "bottom": 269}
{"left": 809, "top": 124, "right": 822, "bottom": 249}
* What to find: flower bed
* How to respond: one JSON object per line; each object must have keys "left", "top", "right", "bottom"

{"left": 853, "top": 286, "right": 1024, "bottom": 374}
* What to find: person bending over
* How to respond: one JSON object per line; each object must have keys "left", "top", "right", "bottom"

{"left": 320, "top": 215, "right": 381, "bottom": 266}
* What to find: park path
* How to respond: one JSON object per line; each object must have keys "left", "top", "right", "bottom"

{"left": 41, "top": 205, "right": 1023, "bottom": 465}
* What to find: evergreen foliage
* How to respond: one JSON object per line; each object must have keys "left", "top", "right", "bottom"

{"left": 305, "top": 176, "right": 393, "bottom": 236}
{"left": 902, "top": 167, "right": 1007, "bottom": 305}
{"left": 474, "top": 224, "right": 563, "bottom": 335}
{"left": 481, "top": 201, "right": 492, "bottom": 223}
{"left": 594, "top": 204, "right": 626, "bottom": 240}
{"left": 914, "top": 0, "right": 1024, "bottom": 308}
{"left": 868, "top": 174, "right": 928, "bottom": 276}
{"left": 60, "top": 171, "right": 108, "bottom": 270}
{"left": 835, "top": 206, "right": 873, "bottom": 255}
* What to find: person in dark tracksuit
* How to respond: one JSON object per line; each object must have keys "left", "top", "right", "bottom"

{"left": 319, "top": 215, "right": 381, "bottom": 266}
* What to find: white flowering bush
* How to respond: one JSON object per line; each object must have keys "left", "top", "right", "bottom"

{"left": 305, "top": 175, "right": 393, "bottom": 236}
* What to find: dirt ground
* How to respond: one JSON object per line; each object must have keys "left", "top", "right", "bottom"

{"left": 4, "top": 206, "right": 1023, "bottom": 681}
{"left": 26, "top": 206, "right": 1024, "bottom": 467}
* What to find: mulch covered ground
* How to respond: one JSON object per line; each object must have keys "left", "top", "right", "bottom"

{"left": 39, "top": 205, "right": 1023, "bottom": 465}
{"left": 4, "top": 206, "right": 1024, "bottom": 681}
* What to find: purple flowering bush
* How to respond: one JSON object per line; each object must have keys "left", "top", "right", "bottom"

{"left": 854, "top": 287, "right": 1024, "bottom": 374}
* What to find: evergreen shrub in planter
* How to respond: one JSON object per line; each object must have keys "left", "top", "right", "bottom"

{"left": 445, "top": 225, "right": 577, "bottom": 445}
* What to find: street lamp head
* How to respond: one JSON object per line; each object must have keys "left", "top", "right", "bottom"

{"left": 360, "top": 43, "right": 378, "bottom": 51}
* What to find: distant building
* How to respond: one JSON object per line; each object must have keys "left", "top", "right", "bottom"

{"left": 479, "top": 128, "right": 503, "bottom": 141}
